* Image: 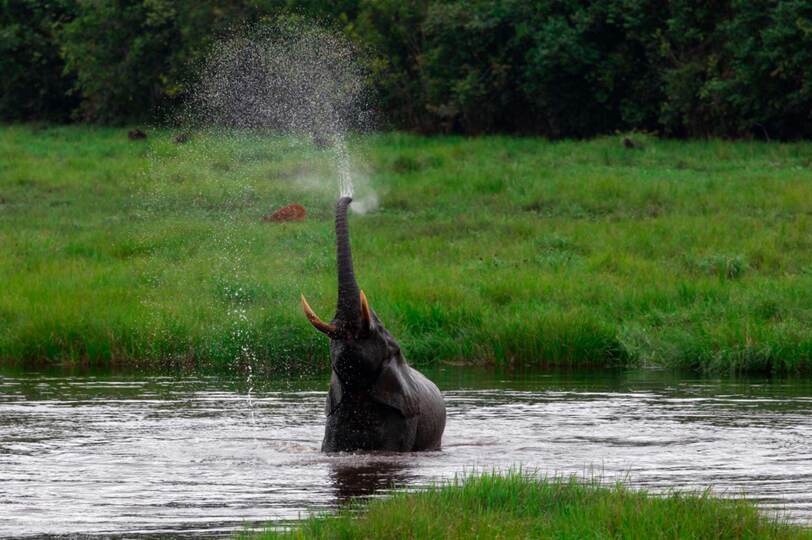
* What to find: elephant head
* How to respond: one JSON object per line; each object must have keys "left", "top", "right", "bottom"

{"left": 301, "top": 197, "right": 419, "bottom": 418}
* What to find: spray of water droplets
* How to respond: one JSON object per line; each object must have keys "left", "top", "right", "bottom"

{"left": 187, "top": 21, "right": 373, "bottom": 199}
{"left": 137, "top": 21, "right": 378, "bottom": 379}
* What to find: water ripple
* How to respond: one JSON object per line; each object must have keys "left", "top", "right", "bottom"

{"left": 0, "top": 369, "right": 810, "bottom": 537}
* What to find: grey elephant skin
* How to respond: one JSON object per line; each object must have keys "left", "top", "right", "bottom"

{"left": 301, "top": 197, "right": 446, "bottom": 452}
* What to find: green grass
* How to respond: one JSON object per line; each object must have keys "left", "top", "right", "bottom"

{"left": 1, "top": 124, "right": 811, "bottom": 373}
{"left": 249, "top": 472, "right": 812, "bottom": 539}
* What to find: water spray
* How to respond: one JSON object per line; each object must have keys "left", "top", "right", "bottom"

{"left": 189, "top": 21, "right": 372, "bottom": 200}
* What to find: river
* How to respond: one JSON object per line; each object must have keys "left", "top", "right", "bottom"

{"left": 1, "top": 367, "right": 810, "bottom": 537}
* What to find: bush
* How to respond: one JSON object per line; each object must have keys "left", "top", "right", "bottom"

{"left": 710, "top": 0, "right": 812, "bottom": 138}
{"left": 518, "top": 1, "right": 661, "bottom": 137}
{"left": 350, "top": 0, "right": 430, "bottom": 130}
{"left": 58, "top": 0, "right": 180, "bottom": 123}
{"left": 0, "top": 0, "right": 78, "bottom": 121}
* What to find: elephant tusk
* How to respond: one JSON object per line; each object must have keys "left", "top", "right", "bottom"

{"left": 301, "top": 294, "right": 338, "bottom": 337}
{"left": 360, "top": 290, "right": 372, "bottom": 330}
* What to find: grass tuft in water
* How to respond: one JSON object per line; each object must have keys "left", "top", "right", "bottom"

{"left": 251, "top": 471, "right": 811, "bottom": 540}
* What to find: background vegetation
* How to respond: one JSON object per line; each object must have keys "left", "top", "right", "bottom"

{"left": 1, "top": 125, "right": 810, "bottom": 373}
{"left": 2, "top": 0, "right": 812, "bottom": 137}
{"left": 253, "top": 472, "right": 812, "bottom": 539}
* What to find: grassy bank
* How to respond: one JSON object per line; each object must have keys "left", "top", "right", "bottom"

{"left": 1, "top": 125, "right": 811, "bottom": 373}
{"left": 251, "top": 472, "right": 811, "bottom": 539}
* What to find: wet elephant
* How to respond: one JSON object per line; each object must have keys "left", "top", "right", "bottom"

{"left": 301, "top": 197, "right": 446, "bottom": 452}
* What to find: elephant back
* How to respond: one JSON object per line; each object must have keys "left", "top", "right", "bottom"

{"left": 408, "top": 367, "right": 446, "bottom": 451}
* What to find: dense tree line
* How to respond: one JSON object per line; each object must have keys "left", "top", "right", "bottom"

{"left": 2, "top": 0, "right": 811, "bottom": 137}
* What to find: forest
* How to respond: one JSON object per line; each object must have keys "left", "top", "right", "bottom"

{"left": 3, "top": 0, "right": 812, "bottom": 138}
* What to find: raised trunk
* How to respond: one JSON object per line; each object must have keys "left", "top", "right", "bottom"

{"left": 335, "top": 196, "right": 361, "bottom": 327}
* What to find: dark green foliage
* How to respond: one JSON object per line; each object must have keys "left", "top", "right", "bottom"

{"left": 59, "top": 0, "right": 179, "bottom": 123}
{"left": 0, "top": 0, "right": 78, "bottom": 120}
{"left": 2, "top": 0, "right": 812, "bottom": 136}
{"left": 711, "top": 0, "right": 812, "bottom": 138}
{"left": 350, "top": 0, "right": 429, "bottom": 130}
{"left": 517, "top": 1, "right": 662, "bottom": 136}
{"left": 421, "top": 1, "right": 527, "bottom": 133}
{"left": 57, "top": 0, "right": 293, "bottom": 123}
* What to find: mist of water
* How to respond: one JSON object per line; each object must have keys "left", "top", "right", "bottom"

{"left": 189, "top": 21, "right": 373, "bottom": 199}
{"left": 138, "top": 21, "right": 379, "bottom": 375}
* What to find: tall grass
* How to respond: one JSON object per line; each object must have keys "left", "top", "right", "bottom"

{"left": 1, "top": 125, "right": 811, "bottom": 373}
{"left": 251, "top": 472, "right": 811, "bottom": 539}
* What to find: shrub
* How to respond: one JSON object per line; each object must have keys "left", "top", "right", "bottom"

{"left": 0, "top": 0, "right": 78, "bottom": 121}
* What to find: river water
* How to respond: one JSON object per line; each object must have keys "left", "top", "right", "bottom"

{"left": 1, "top": 367, "right": 810, "bottom": 537}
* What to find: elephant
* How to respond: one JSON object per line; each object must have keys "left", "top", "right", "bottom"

{"left": 301, "top": 197, "right": 446, "bottom": 452}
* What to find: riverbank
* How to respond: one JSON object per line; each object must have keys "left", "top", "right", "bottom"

{"left": 251, "top": 472, "right": 811, "bottom": 539}
{"left": 1, "top": 125, "right": 810, "bottom": 373}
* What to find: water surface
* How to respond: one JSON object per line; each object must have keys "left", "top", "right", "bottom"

{"left": 1, "top": 368, "right": 810, "bottom": 537}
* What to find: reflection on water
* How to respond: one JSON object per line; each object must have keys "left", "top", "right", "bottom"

{"left": 0, "top": 368, "right": 810, "bottom": 538}
{"left": 329, "top": 457, "right": 412, "bottom": 503}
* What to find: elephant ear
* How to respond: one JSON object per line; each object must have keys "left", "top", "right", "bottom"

{"left": 326, "top": 371, "right": 342, "bottom": 416}
{"left": 370, "top": 356, "right": 420, "bottom": 418}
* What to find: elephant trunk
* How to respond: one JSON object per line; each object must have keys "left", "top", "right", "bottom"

{"left": 335, "top": 197, "right": 361, "bottom": 328}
